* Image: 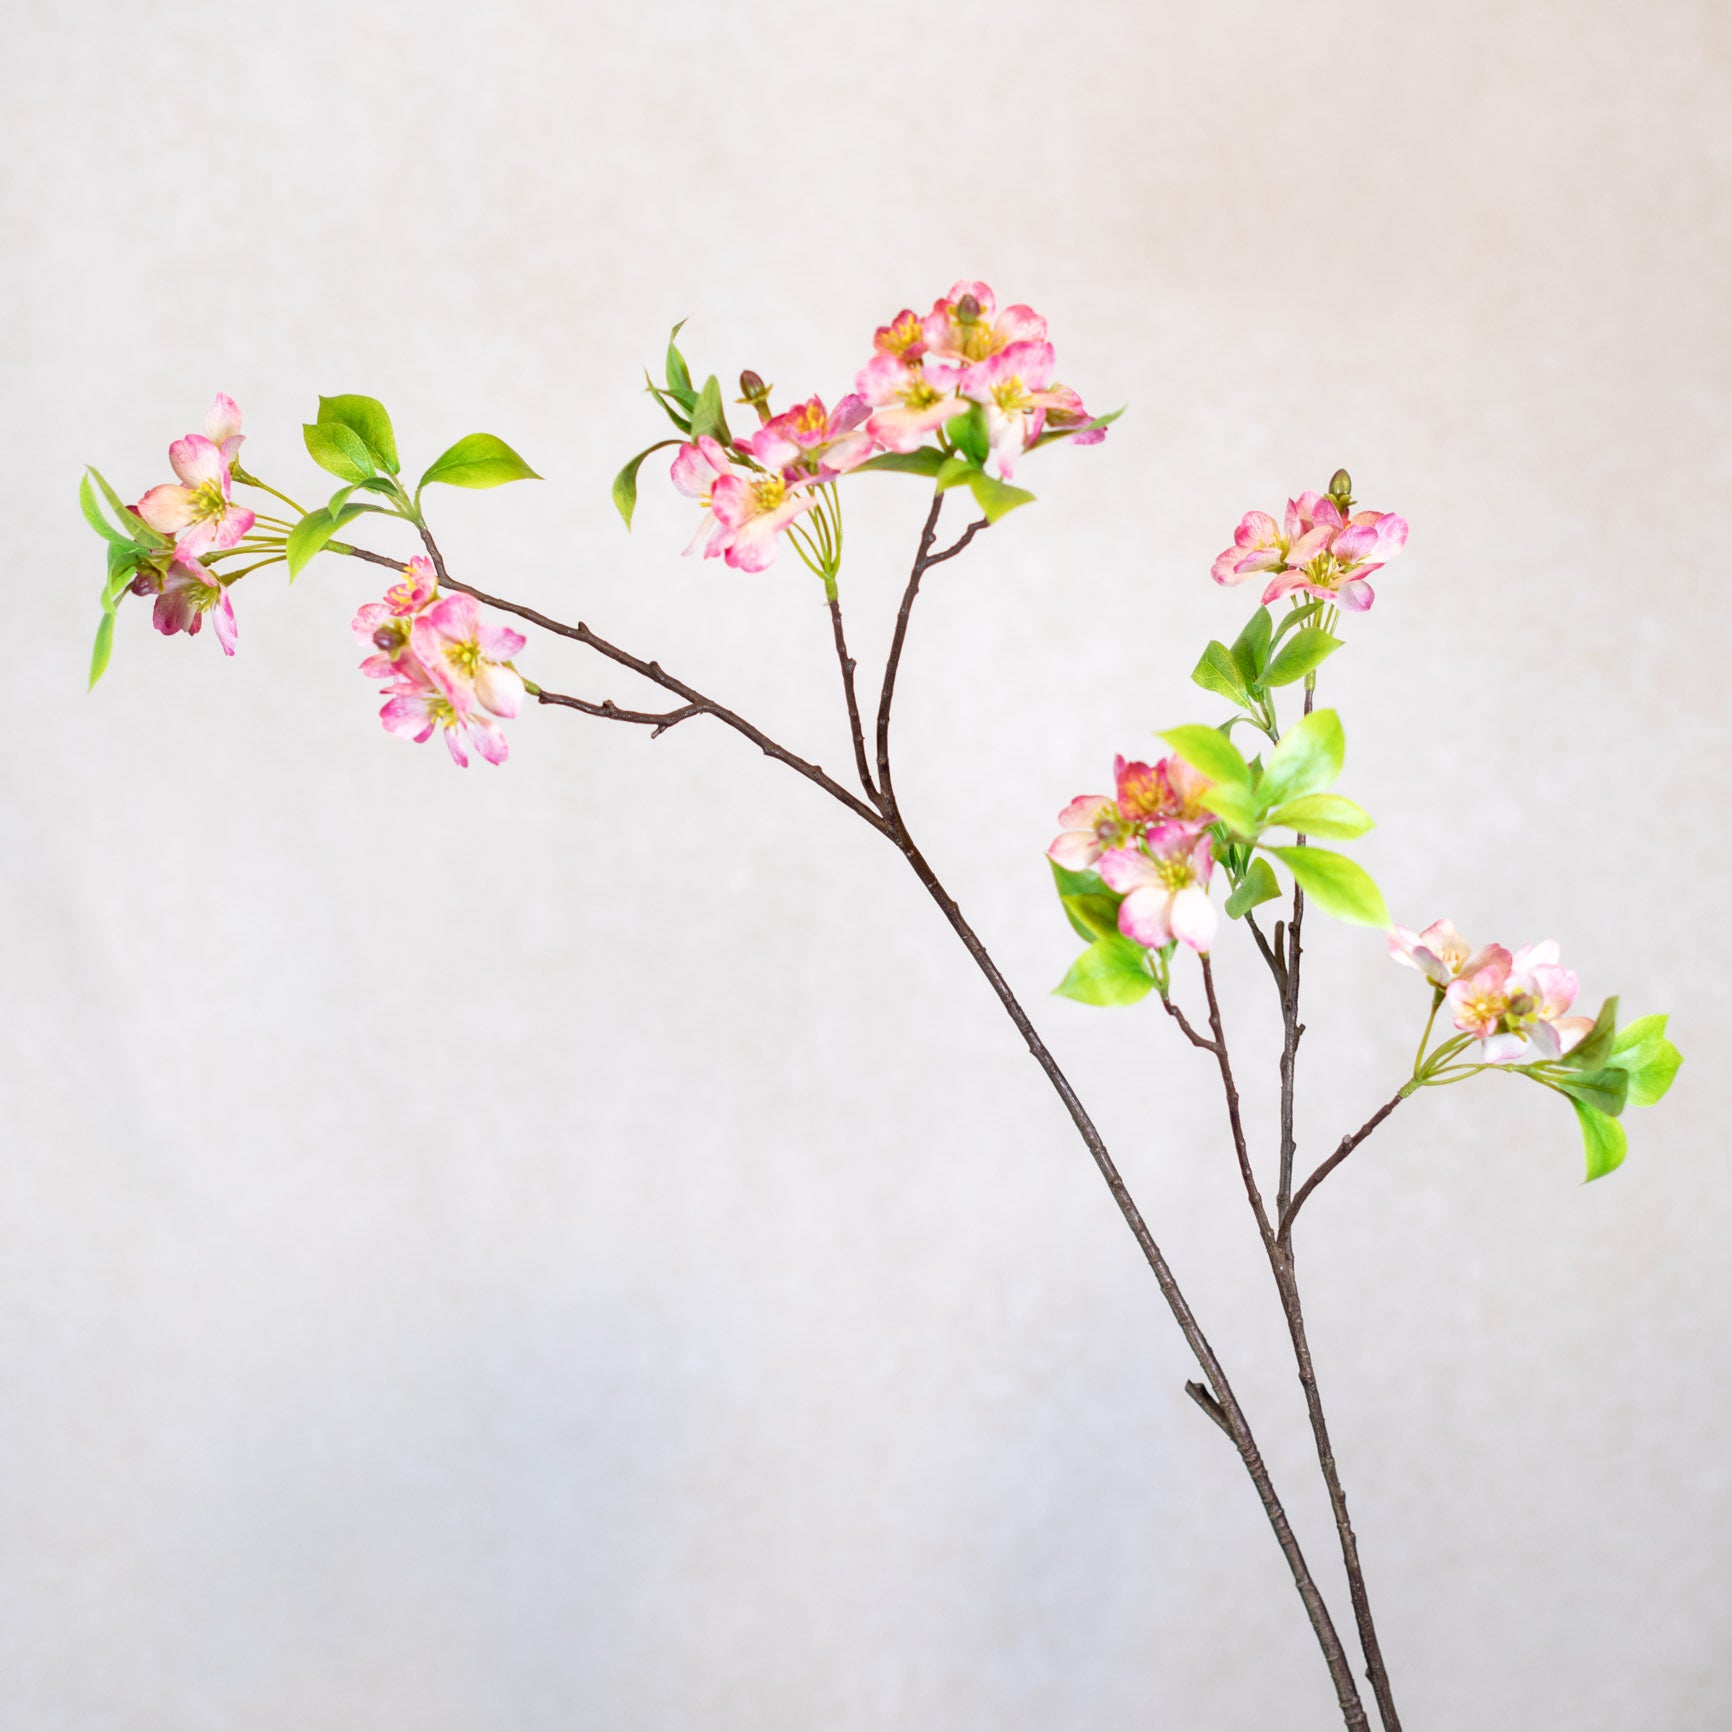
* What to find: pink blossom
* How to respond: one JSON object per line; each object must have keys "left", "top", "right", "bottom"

{"left": 410, "top": 592, "right": 527, "bottom": 719}
{"left": 921, "top": 281, "right": 1048, "bottom": 365}
{"left": 1389, "top": 919, "right": 1507, "bottom": 989}
{"left": 708, "top": 469, "right": 817, "bottom": 573}
{"left": 670, "top": 436, "right": 741, "bottom": 559}
{"left": 1444, "top": 940, "right": 1594, "bottom": 1064}
{"left": 1099, "top": 825, "right": 1217, "bottom": 954}
{"left": 134, "top": 434, "right": 256, "bottom": 558}
{"left": 352, "top": 557, "right": 442, "bottom": 679}
{"left": 1048, "top": 755, "right": 1214, "bottom": 871}
{"left": 744, "top": 394, "right": 877, "bottom": 481}
{"left": 871, "top": 309, "right": 928, "bottom": 364}
{"left": 151, "top": 556, "right": 237, "bottom": 656}
{"left": 856, "top": 352, "right": 966, "bottom": 453}
{"left": 205, "top": 394, "right": 245, "bottom": 471}
{"left": 1212, "top": 491, "right": 1408, "bottom": 611}
{"left": 956, "top": 341, "right": 1087, "bottom": 480}
{"left": 379, "top": 657, "right": 509, "bottom": 768}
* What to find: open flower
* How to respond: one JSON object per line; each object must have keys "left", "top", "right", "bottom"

{"left": 956, "top": 341, "right": 1090, "bottom": 480}
{"left": 1445, "top": 940, "right": 1594, "bottom": 1063}
{"left": 1389, "top": 919, "right": 1507, "bottom": 989}
{"left": 353, "top": 557, "right": 442, "bottom": 678}
{"left": 379, "top": 657, "right": 509, "bottom": 768}
{"left": 856, "top": 352, "right": 965, "bottom": 453}
{"left": 1099, "top": 824, "right": 1217, "bottom": 953}
{"left": 1048, "top": 755, "right": 1214, "bottom": 871}
{"left": 134, "top": 434, "right": 256, "bottom": 557}
{"left": 205, "top": 394, "right": 245, "bottom": 472}
{"left": 671, "top": 436, "right": 816, "bottom": 570}
{"left": 921, "top": 281, "right": 1047, "bottom": 364}
{"left": 151, "top": 555, "right": 238, "bottom": 655}
{"left": 744, "top": 394, "right": 877, "bottom": 481}
{"left": 410, "top": 592, "right": 527, "bottom": 719}
{"left": 1212, "top": 491, "right": 1408, "bottom": 612}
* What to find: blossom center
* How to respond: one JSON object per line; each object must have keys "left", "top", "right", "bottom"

{"left": 990, "top": 377, "right": 1032, "bottom": 413}
{"left": 751, "top": 475, "right": 787, "bottom": 512}
{"left": 190, "top": 479, "right": 228, "bottom": 522}
{"left": 444, "top": 637, "right": 484, "bottom": 678}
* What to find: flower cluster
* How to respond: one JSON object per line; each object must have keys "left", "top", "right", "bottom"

{"left": 1213, "top": 483, "right": 1408, "bottom": 613}
{"left": 351, "top": 557, "right": 527, "bottom": 767}
{"left": 127, "top": 395, "right": 255, "bottom": 654}
{"left": 1391, "top": 919, "right": 1593, "bottom": 1063}
{"left": 1049, "top": 754, "right": 1218, "bottom": 953}
{"left": 671, "top": 280, "right": 1104, "bottom": 573}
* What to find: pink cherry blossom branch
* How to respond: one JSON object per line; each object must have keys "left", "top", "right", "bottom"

{"left": 343, "top": 512, "right": 1374, "bottom": 1730}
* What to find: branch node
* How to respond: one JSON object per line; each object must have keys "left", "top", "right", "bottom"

{"left": 1185, "top": 1380, "right": 1233, "bottom": 1437}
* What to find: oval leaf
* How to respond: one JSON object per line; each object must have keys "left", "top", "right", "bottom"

{"left": 1265, "top": 844, "right": 1389, "bottom": 926}
{"left": 87, "top": 612, "right": 115, "bottom": 690}
{"left": 1192, "top": 641, "right": 1251, "bottom": 707}
{"left": 1230, "top": 606, "right": 1273, "bottom": 684}
{"left": 945, "top": 403, "right": 990, "bottom": 468}
{"left": 1224, "top": 857, "right": 1282, "bottom": 919}
{"left": 686, "top": 377, "right": 730, "bottom": 447}
{"left": 856, "top": 448, "right": 947, "bottom": 477}
{"left": 966, "top": 468, "right": 1033, "bottom": 523}
{"left": 1264, "top": 626, "right": 1342, "bottom": 688}
{"left": 285, "top": 504, "right": 366, "bottom": 580}
{"left": 317, "top": 394, "right": 399, "bottom": 474}
{"left": 612, "top": 440, "right": 681, "bottom": 529}
{"left": 1054, "top": 935, "right": 1155, "bottom": 1007}
{"left": 418, "top": 433, "right": 541, "bottom": 492}
{"left": 1265, "top": 793, "right": 1374, "bottom": 840}
{"left": 1572, "top": 1098, "right": 1628, "bottom": 1181}
{"left": 1259, "top": 707, "right": 1345, "bottom": 807}
{"left": 1159, "top": 724, "right": 1252, "bottom": 788}
{"left": 304, "top": 421, "right": 376, "bottom": 483}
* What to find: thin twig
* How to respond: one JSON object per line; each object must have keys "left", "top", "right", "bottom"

{"left": 1279, "top": 1090, "right": 1409, "bottom": 1245}
{"left": 826, "top": 593, "right": 880, "bottom": 806}
{"left": 1161, "top": 994, "right": 1218, "bottom": 1053}
{"left": 1199, "top": 956, "right": 1275, "bottom": 1247}
{"left": 1186, "top": 1380, "right": 1232, "bottom": 1437}
{"left": 534, "top": 688, "right": 702, "bottom": 737}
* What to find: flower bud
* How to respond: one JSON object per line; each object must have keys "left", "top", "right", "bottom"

{"left": 956, "top": 293, "right": 981, "bottom": 323}
{"left": 1328, "top": 468, "right": 1353, "bottom": 505}
{"left": 128, "top": 569, "right": 156, "bottom": 597}
{"left": 738, "top": 370, "right": 774, "bottom": 424}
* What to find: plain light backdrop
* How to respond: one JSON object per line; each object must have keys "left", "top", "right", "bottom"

{"left": 4, "top": 2, "right": 1728, "bottom": 1727}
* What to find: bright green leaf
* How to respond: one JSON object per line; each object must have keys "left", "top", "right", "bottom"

{"left": 1230, "top": 607, "right": 1273, "bottom": 685}
{"left": 1557, "top": 997, "right": 1620, "bottom": 1072}
{"left": 1028, "top": 405, "right": 1126, "bottom": 449}
{"left": 934, "top": 455, "right": 975, "bottom": 493}
{"left": 611, "top": 439, "right": 682, "bottom": 529}
{"left": 1055, "top": 935, "right": 1156, "bottom": 1007}
{"left": 1159, "top": 724, "right": 1252, "bottom": 788}
{"left": 1607, "top": 1015, "right": 1683, "bottom": 1107}
{"left": 965, "top": 468, "right": 1034, "bottom": 523}
{"left": 1062, "top": 893, "right": 1124, "bottom": 944}
{"left": 1192, "top": 641, "right": 1252, "bottom": 707}
{"left": 1572, "top": 1098, "right": 1628, "bottom": 1181}
{"left": 1264, "top": 626, "right": 1342, "bottom": 688}
{"left": 1611, "top": 1012, "right": 1669, "bottom": 1061}
{"left": 686, "top": 376, "right": 730, "bottom": 447}
{"left": 1225, "top": 857, "right": 1282, "bottom": 919}
{"left": 856, "top": 448, "right": 948, "bottom": 477}
{"left": 1049, "top": 858, "right": 1108, "bottom": 900}
{"left": 87, "top": 466, "right": 169, "bottom": 547}
{"left": 1270, "top": 599, "right": 1324, "bottom": 646}
{"left": 418, "top": 433, "right": 541, "bottom": 492}
{"left": 285, "top": 504, "right": 366, "bottom": 580}
{"left": 79, "top": 474, "right": 132, "bottom": 545}
{"left": 1258, "top": 708, "right": 1346, "bottom": 807}
{"left": 1553, "top": 1067, "right": 1631, "bottom": 1119}
{"left": 645, "top": 373, "right": 693, "bottom": 434}
{"left": 665, "top": 322, "right": 695, "bottom": 406}
{"left": 87, "top": 612, "right": 115, "bottom": 690}
{"left": 317, "top": 395, "right": 399, "bottom": 474}
{"left": 1265, "top": 793, "right": 1374, "bottom": 840}
{"left": 1266, "top": 844, "right": 1389, "bottom": 926}
{"left": 945, "top": 403, "right": 990, "bottom": 468}
{"left": 1200, "top": 783, "right": 1263, "bottom": 836}
{"left": 304, "top": 421, "right": 377, "bottom": 483}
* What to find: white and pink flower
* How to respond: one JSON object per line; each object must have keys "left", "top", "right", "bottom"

{"left": 856, "top": 352, "right": 965, "bottom": 453}
{"left": 352, "top": 556, "right": 441, "bottom": 678}
{"left": 1444, "top": 940, "right": 1594, "bottom": 1064}
{"left": 1048, "top": 754, "right": 1215, "bottom": 871}
{"left": 956, "top": 341, "right": 1094, "bottom": 480}
{"left": 921, "top": 281, "right": 1048, "bottom": 365}
{"left": 151, "top": 555, "right": 238, "bottom": 655}
{"left": 205, "top": 394, "right": 245, "bottom": 473}
{"left": 134, "top": 432, "right": 256, "bottom": 558}
{"left": 379, "top": 657, "right": 510, "bottom": 768}
{"left": 1099, "top": 824, "right": 1218, "bottom": 954}
{"left": 1213, "top": 491, "right": 1408, "bottom": 612}
{"left": 1389, "top": 919, "right": 1507, "bottom": 989}
{"left": 744, "top": 394, "right": 877, "bottom": 481}
{"left": 670, "top": 435, "right": 816, "bottom": 571}
{"left": 411, "top": 592, "right": 527, "bottom": 720}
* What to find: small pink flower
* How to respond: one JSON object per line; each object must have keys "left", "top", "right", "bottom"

{"left": 1099, "top": 825, "right": 1217, "bottom": 954}
{"left": 151, "top": 556, "right": 238, "bottom": 656}
{"left": 1389, "top": 920, "right": 1508, "bottom": 989}
{"left": 1444, "top": 940, "right": 1593, "bottom": 1064}
{"left": 670, "top": 436, "right": 742, "bottom": 559}
{"left": 134, "top": 434, "right": 256, "bottom": 558}
{"left": 708, "top": 468, "right": 817, "bottom": 573}
{"left": 871, "top": 309, "right": 928, "bottom": 364}
{"left": 856, "top": 352, "right": 966, "bottom": 453}
{"left": 921, "top": 281, "right": 1048, "bottom": 365}
{"left": 956, "top": 341, "right": 1085, "bottom": 480}
{"left": 353, "top": 557, "right": 442, "bottom": 679}
{"left": 384, "top": 555, "right": 437, "bottom": 615}
{"left": 410, "top": 592, "right": 527, "bottom": 719}
{"left": 379, "top": 658, "right": 509, "bottom": 768}
{"left": 1212, "top": 491, "right": 1408, "bottom": 611}
{"left": 1050, "top": 794, "right": 1128, "bottom": 871}
{"left": 205, "top": 394, "right": 245, "bottom": 472}
{"left": 744, "top": 394, "right": 877, "bottom": 481}
{"left": 1047, "top": 755, "right": 1214, "bottom": 871}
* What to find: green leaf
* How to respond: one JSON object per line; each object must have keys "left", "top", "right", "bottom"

{"left": 1049, "top": 858, "right": 1108, "bottom": 900}
{"left": 304, "top": 421, "right": 377, "bottom": 482}
{"left": 1557, "top": 997, "right": 1620, "bottom": 1072}
{"left": 1054, "top": 935, "right": 1156, "bottom": 1007}
{"left": 1607, "top": 1015, "right": 1682, "bottom": 1106}
{"left": 417, "top": 433, "right": 541, "bottom": 491}
{"left": 1264, "top": 627, "right": 1342, "bottom": 688}
{"left": 1199, "top": 783, "right": 1263, "bottom": 836}
{"left": 1265, "top": 793, "right": 1373, "bottom": 840}
{"left": 87, "top": 612, "right": 115, "bottom": 690}
{"left": 317, "top": 394, "right": 399, "bottom": 475}
{"left": 611, "top": 439, "right": 682, "bottom": 529}
{"left": 1158, "top": 724, "right": 1252, "bottom": 788}
{"left": 1192, "top": 641, "right": 1252, "bottom": 707}
{"left": 1230, "top": 607, "right": 1273, "bottom": 685}
{"left": 1552, "top": 1067, "right": 1631, "bottom": 1120}
{"left": 1028, "top": 404, "right": 1126, "bottom": 449}
{"left": 945, "top": 403, "right": 990, "bottom": 467}
{"left": 855, "top": 448, "right": 947, "bottom": 477}
{"left": 79, "top": 474, "right": 132, "bottom": 545}
{"left": 1225, "top": 857, "right": 1282, "bottom": 919}
{"left": 664, "top": 322, "right": 695, "bottom": 406}
{"left": 965, "top": 468, "right": 1034, "bottom": 523}
{"left": 645, "top": 373, "right": 693, "bottom": 434}
{"left": 1270, "top": 599, "right": 1325, "bottom": 646}
{"left": 285, "top": 504, "right": 366, "bottom": 580}
{"left": 1611, "top": 1012, "right": 1668, "bottom": 1062}
{"left": 87, "top": 466, "right": 169, "bottom": 547}
{"left": 1258, "top": 708, "right": 1345, "bottom": 807}
{"left": 934, "top": 454, "right": 976, "bottom": 492}
{"left": 1061, "top": 893, "right": 1124, "bottom": 944}
{"left": 1266, "top": 844, "right": 1389, "bottom": 926}
{"left": 1572, "top": 1098, "right": 1628, "bottom": 1181}
{"left": 686, "top": 376, "right": 730, "bottom": 447}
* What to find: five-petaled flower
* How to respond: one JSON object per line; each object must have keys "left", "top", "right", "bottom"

{"left": 957, "top": 342, "right": 1096, "bottom": 480}
{"left": 1444, "top": 940, "right": 1594, "bottom": 1064}
{"left": 1099, "top": 824, "right": 1218, "bottom": 954}
{"left": 151, "top": 555, "right": 238, "bottom": 655}
{"left": 1213, "top": 492, "right": 1408, "bottom": 612}
{"left": 744, "top": 394, "right": 876, "bottom": 482}
{"left": 1389, "top": 919, "right": 1507, "bottom": 989}
{"left": 134, "top": 400, "right": 257, "bottom": 558}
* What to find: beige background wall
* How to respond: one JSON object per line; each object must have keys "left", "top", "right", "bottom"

{"left": 4, "top": 2, "right": 1728, "bottom": 1727}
